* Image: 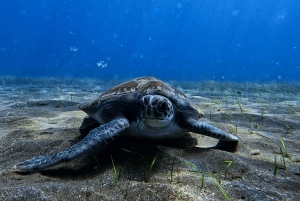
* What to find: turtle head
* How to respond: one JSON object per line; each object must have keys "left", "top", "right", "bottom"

{"left": 140, "top": 95, "right": 174, "bottom": 128}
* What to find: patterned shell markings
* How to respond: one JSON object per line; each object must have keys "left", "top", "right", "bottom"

{"left": 79, "top": 76, "right": 204, "bottom": 118}
{"left": 101, "top": 76, "right": 186, "bottom": 99}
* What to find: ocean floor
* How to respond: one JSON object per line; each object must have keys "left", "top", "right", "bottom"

{"left": 0, "top": 76, "right": 299, "bottom": 201}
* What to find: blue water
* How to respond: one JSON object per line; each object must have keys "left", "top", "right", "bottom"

{"left": 1, "top": 0, "right": 299, "bottom": 82}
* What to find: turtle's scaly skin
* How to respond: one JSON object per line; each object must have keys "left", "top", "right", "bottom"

{"left": 14, "top": 76, "right": 239, "bottom": 172}
{"left": 14, "top": 119, "right": 129, "bottom": 172}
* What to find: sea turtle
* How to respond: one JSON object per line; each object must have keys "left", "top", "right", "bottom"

{"left": 13, "top": 76, "right": 239, "bottom": 172}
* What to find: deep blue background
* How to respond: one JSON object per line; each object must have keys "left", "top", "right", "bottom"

{"left": 0, "top": 0, "right": 299, "bottom": 81}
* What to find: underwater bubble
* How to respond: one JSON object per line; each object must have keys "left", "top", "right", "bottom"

{"left": 19, "top": 9, "right": 27, "bottom": 15}
{"left": 231, "top": 10, "right": 239, "bottom": 16}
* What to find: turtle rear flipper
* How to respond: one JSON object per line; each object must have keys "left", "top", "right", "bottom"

{"left": 13, "top": 118, "right": 129, "bottom": 172}
{"left": 188, "top": 119, "right": 239, "bottom": 141}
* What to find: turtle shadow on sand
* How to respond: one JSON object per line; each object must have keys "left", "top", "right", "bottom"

{"left": 15, "top": 132, "right": 238, "bottom": 180}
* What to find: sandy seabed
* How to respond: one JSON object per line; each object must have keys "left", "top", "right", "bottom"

{"left": 0, "top": 76, "right": 299, "bottom": 201}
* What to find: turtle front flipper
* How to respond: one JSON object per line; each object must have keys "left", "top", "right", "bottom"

{"left": 13, "top": 118, "right": 129, "bottom": 172}
{"left": 188, "top": 119, "right": 239, "bottom": 141}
